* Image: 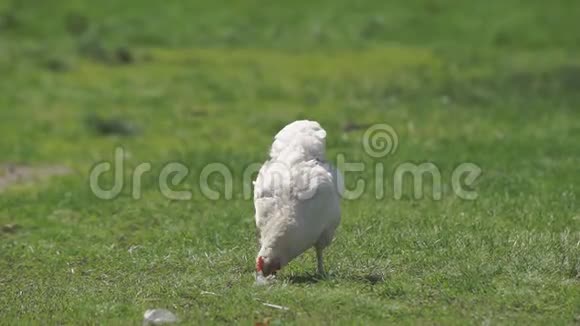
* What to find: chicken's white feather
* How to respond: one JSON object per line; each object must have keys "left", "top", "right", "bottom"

{"left": 254, "top": 120, "right": 341, "bottom": 277}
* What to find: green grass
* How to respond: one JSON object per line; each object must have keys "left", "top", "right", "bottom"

{"left": 1, "top": 0, "right": 579, "bottom": 324}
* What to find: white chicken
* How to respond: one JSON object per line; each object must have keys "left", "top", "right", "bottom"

{"left": 253, "top": 120, "right": 342, "bottom": 280}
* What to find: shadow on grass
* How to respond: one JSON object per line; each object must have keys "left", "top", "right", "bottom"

{"left": 286, "top": 272, "right": 386, "bottom": 285}
{"left": 286, "top": 273, "right": 323, "bottom": 284}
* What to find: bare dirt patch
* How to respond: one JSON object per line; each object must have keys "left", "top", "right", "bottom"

{"left": 0, "top": 164, "right": 71, "bottom": 193}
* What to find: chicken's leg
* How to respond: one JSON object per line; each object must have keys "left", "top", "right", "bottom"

{"left": 315, "top": 246, "right": 325, "bottom": 276}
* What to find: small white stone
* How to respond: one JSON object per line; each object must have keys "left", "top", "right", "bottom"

{"left": 143, "top": 309, "right": 178, "bottom": 325}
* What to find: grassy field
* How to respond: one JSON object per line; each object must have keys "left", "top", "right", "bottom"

{"left": 1, "top": 0, "right": 579, "bottom": 324}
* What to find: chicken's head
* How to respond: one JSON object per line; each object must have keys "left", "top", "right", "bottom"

{"left": 256, "top": 256, "right": 281, "bottom": 276}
